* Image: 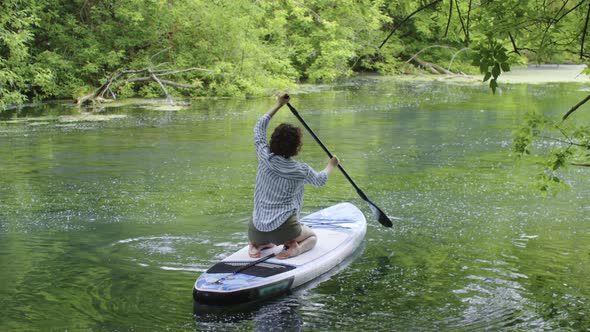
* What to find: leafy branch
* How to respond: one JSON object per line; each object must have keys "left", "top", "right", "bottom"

{"left": 513, "top": 106, "right": 590, "bottom": 196}
{"left": 471, "top": 39, "right": 511, "bottom": 94}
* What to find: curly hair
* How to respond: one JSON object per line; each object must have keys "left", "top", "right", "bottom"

{"left": 270, "top": 123, "right": 302, "bottom": 158}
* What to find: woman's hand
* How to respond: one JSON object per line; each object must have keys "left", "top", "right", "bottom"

{"left": 277, "top": 92, "right": 290, "bottom": 106}
{"left": 267, "top": 92, "right": 290, "bottom": 117}
{"left": 325, "top": 156, "right": 339, "bottom": 174}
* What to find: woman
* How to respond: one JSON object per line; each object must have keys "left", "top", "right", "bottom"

{"left": 248, "top": 93, "right": 339, "bottom": 259}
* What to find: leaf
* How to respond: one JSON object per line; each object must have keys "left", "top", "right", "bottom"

{"left": 479, "top": 62, "right": 488, "bottom": 74}
{"left": 490, "top": 78, "right": 498, "bottom": 94}
{"left": 483, "top": 71, "right": 492, "bottom": 82}
{"left": 492, "top": 63, "right": 501, "bottom": 79}
{"left": 501, "top": 62, "right": 510, "bottom": 72}
{"left": 496, "top": 51, "right": 508, "bottom": 62}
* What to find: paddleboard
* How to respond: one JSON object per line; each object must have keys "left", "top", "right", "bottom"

{"left": 192, "top": 202, "right": 367, "bottom": 306}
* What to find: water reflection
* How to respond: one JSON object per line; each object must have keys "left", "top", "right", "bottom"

{"left": 194, "top": 296, "right": 305, "bottom": 332}
{"left": 450, "top": 258, "right": 535, "bottom": 330}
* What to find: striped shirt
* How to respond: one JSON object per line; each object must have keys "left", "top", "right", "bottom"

{"left": 252, "top": 114, "right": 328, "bottom": 231}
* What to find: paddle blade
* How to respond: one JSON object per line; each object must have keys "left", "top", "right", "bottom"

{"left": 365, "top": 200, "right": 393, "bottom": 227}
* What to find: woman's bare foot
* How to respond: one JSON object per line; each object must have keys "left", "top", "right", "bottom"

{"left": 249, "top": 243, "right": 275, "bottom": 258}
{"left": 248, "top": 243, "right": 261, "bottom": 258}
{"left": 278, "top": 241, "right": 300, "bottom": 259}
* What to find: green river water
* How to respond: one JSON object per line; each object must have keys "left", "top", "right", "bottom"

{"left": 1, "top": 77, "right": 589, "bottom": 331}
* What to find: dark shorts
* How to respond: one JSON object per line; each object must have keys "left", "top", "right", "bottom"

{"left": 248, "top": 214, "right": 302, "bottom": 246}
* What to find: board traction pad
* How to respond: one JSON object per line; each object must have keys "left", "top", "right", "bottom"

{"left": 206, "top": 261, "right": 296, "bottom": 278}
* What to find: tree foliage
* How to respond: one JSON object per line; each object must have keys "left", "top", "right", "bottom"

{"left": 1, "top": 0, "right": 589, "bottom": 110}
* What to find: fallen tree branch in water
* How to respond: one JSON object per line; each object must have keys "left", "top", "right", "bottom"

{"left": 76, "top": 66, "right": 213, "bottom": 107}
{"left": 124, "top": 77, "right": 201, "bottom": 89}
{"left": 409, "top": 56, "right": 455, "bottom": 75}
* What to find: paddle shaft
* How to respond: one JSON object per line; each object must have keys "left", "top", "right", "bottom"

{"left": 285, "top": 102, "right": 393, "bottom": 227}
{"left": 286, "top": 103, "right": 368, "bottom": 201}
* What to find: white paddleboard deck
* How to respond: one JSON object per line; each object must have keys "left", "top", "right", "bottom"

{"left": 193, "top": 202, "right": 366, "bottom": 306}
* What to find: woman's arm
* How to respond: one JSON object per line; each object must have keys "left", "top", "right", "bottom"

{"left": 323, "top": 156, "right": 339, "bottom": 175}
{"left": 254, "top": 92, "right": 291, "bottom": 157}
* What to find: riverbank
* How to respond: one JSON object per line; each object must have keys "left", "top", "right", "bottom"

{"left": 499, "top": 64, "right": 588, "bottom": 83}
{"left": 2, "top": 64, "right": 589, "bottom": 116}
{"left": 391, "top": 64, "right": 589, "bottom": 85}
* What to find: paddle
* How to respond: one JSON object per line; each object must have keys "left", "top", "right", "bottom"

{"left": 286, "top": 102, "right": 393, "bottom": 227}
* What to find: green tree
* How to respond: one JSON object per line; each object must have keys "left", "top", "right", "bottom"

{"left": 280, "top": 0, "right": 388, "bottom": 82}
{"left": 0, "top": 0, "right": 47, "bottom": 109}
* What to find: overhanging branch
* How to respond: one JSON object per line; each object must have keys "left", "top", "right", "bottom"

{"left": 562, "top": 93, "right": 590, "bottom": 120}
{"left": 378, "top": 0, "right": 443, "bottom": 49}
